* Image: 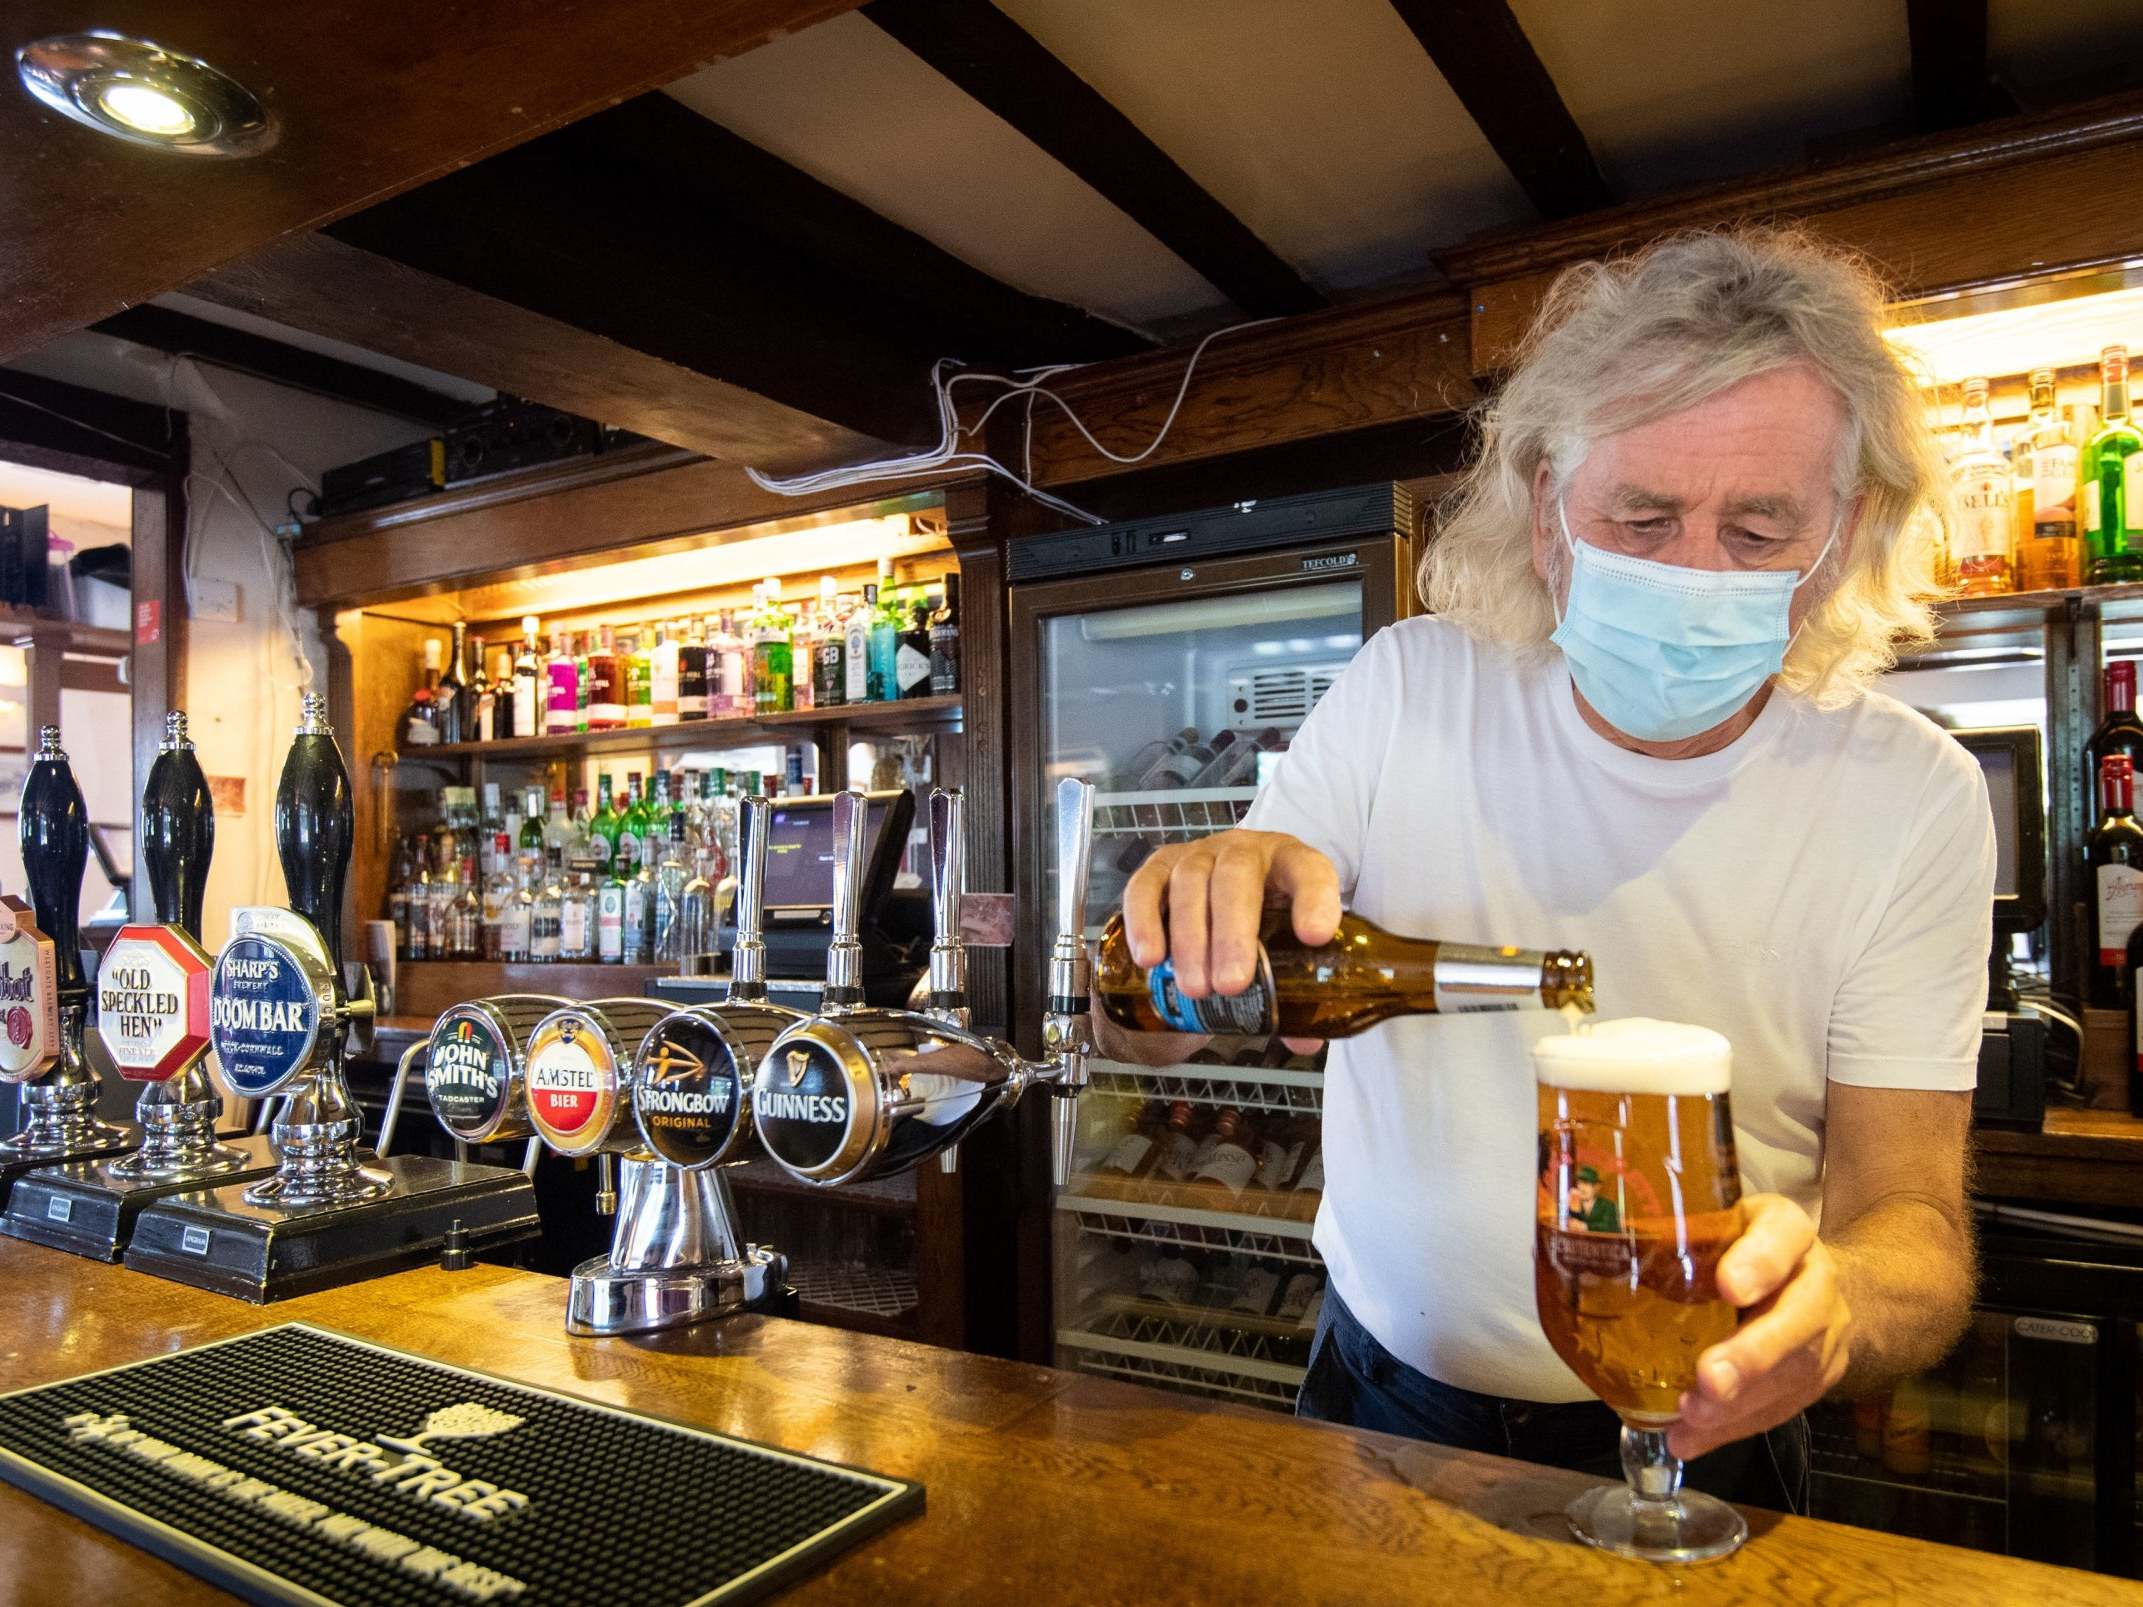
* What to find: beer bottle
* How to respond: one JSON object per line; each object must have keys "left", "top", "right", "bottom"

{"left": 1093, "top": 909, "right": 1593, "bottom": 1037}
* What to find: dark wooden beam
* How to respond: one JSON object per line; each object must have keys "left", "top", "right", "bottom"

{"left": 0, "top": 366, "right": 179, "bottom": 478}
{"left": 863, "top": 0, "right": 1324, "bottom": 318}
{"left": 187, "top": 234, "right": 900, "bottom": 474}
{"left": 1906, "top": 0, "right": 1992, "bottom": 132}
{"left": 1384, "top": 0, "right": 1613, "bottom": 220}
{"left": 89, "top": 305, "right": 470, "bottom": 429}
{"left": 0, "top": 0, "right": 868, "bottom": 361}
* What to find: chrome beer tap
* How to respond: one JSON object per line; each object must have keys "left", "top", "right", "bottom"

{"left": 751, "top": 778, "right": 1097, "bottom": 1190}
{"left": 2, "top": 726, "right": 130, "bottom": 1159}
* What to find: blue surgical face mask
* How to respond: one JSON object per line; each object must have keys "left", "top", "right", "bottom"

{"left": 1549, "top": 499, "right": 1838, "bottom": 743}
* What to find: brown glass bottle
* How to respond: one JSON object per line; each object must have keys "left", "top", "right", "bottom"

{"left": 1093, "top": 909, "right": 1593, "bottom": 1037}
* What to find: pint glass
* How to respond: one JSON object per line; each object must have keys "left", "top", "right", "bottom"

{"left": 1532, "top": 1017, "right": 1748, "bottom": 1563}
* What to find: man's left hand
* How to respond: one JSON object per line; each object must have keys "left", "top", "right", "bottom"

{"left": 1670, "top": 1193, "right": 1853, "bottom": 1461}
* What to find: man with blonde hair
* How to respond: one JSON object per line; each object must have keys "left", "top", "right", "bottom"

{"left": 1109, "top": 228, "right": 1990, "bottom": 1509}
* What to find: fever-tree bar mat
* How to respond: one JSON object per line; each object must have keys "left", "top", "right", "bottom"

{"left": 0, "top": 1323, "right": 923, "bottom": 1606}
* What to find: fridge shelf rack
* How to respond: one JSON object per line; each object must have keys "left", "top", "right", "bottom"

{"left": 1089, "top": 1058, "right": 1324, "bottom": 1116}
{"left": 790, "top": 1261, "right": 922, "bottom": 1321}
{"left": 1057, "top": 1323, "right": 1308, "bottom": 1407}
{"left": 1059, "top": 1194, "right": 1324, "bottom": 1264}
{"left": 1090, "top": 786, "right": 1258, "bottom": 843}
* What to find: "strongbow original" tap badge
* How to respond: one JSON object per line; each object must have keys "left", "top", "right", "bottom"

{"left": 0, "top": 894, "right": 58, "bottom": 1082}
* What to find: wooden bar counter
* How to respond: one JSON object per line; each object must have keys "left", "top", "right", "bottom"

{"left": 0, "top": 1240, "right": 2132, "bottom": 1605}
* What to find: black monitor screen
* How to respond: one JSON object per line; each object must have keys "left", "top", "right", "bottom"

{"left": 760, "top": 797, "right": 895, "bottom": 910}
{"left": 1974, "top": 746, "right": 2018, "bottom": 901}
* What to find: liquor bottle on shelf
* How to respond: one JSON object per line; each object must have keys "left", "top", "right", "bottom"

{"left": 479, "top": 783, "right": 505, "bottom": 874}
{"left": 896, "top": 594, "right": 934, "bottom": 699}
{"left": 650, "top": 624, "right": 681, "bottom": 725}
{"left": 624, "top": 632, "right": 653, "bottom": 727}
{"left": 489, "top": 647, "right": 516, "bottom": 739}
{"left": 2017, "top": 368, "right": 2082, "bottom": 592}
{"left": 512, "top": 617, "right": 542, "bottom": 738}
{"left": 481, "top": 832, "right": 515, "bottom": 960}
{"left": 468, "top": 634, "right": 494, "bottom": 742}
{"left": 2088, "top": 754, "right": 2143, "bottom": 1008}
{"left": 621, "top": 850, "right": 655, "bottom": 964}
{"left": 1090, "top": 1102, "right": 1162, "bottom": 1194}
{"left": 401, "top": 683, "right": 439, "bottom": 748}
{"left": 558, "top": 854, "right": 596, "bottom": 962}
{"left": 814, "top": 595, "right": 848, "bottom": 709}
{"left": 1150, "top": 1100, "right": 1205, "bottom": 1191}
{"left": 449, "top": 862, "right": 481, "bottom": 960}
{"left": 597, "top": 854, "right": 626, "bottom": 964}
{"left": 1193, "top": 727, "right": 1282, "bottom": 789}
{"left": 792, "top": 596, "right": 817, "bottom": 712}
{"left": 1094, "top": 909, "right": 1594, "bottom": 1036}
{"left": 845, "top": 584, "right": 873, "bottom": 704}
{"left": 589, "top": 773, "right": 620, "bottom": 872}
{"left": 542, "top": 789, "right": 572, "bottom": 867}
{"left": 517, "top": 785, "right": 545, "bottom": 879}
{"left": 930, "top": 571, "right": 961, "bottom": 696}
{"left": 677, "top": 620, "right": 710, "bottom": 722}
{"left": 2084, "top": 660, "right": 2143, "bottom": 830}
{"left": 1136, "top": 728, "right": 1210, "bottom": 789}
{"left": 1255, "top": 1115, "right": 1309, "bottom": 1194}
{"left": 574, "top": 633, "right": 593, "bottom": 732}
{"left": 532, "top": 845, "right": 565, "bottom": 963}
{"left": 1231, "top": 1262, "right": 1282, "bottom": 1318}
{"left": 541, "top": 632, "right": 574, "bottom": 735}
{"left": 388, "top": 832, "right": 415, "bottom": 954}
{"left": 1949, "top": 377, "right": 2013, "bottom": 596}
{"left": 501, "top": 849, "right": 534, "bottom": 963}
{"left": 654, "top": 814, "right": 690, "bottom": 962}
{"left": 753, "top": 584, "right": 794, "bottom": 715}
{"left": 437, "top": 621, "right": 469, "bottom": 744}
{"left": 2086, "top": 345, "right": 2143, "bottom": 585}
{"left": 867, "top": 564, "right": 901, "bottom": 701}
{"left": 620, "top": 773, "right": 650, "bottom": 871}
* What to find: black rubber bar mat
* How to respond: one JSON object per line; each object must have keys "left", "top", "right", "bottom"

{"left": 0, "top": 1322, "right": 922, "bottom": 1605}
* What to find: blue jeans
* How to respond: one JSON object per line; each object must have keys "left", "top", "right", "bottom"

{"left": 1298, "top": 1287, "right": 1808, "bottom": 1512}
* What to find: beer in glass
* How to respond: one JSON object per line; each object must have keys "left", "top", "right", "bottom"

{"left": 1532, "top": 1017, "right": 1748, "bottom": 1563}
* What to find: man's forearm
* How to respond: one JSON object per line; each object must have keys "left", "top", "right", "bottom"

{"left": 1088, "top": 1010, "right": 1209, "bottom": 1068}
{"left": 1823, "top": 1196, "right": 1976, "bottom": 1396}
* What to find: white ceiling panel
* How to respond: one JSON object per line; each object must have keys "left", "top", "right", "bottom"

{"left": 991, "top": 0, "right": 1532, "bottom": 292}
{"left": 1509, "top": 0, "right": 1913, "bottom": 198}
{"left": 665, "top": 12, "right": 1226, "bottom": 332}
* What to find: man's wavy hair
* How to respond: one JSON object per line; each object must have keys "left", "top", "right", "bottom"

{"left": 1421, "top": 227, "right": 1949, "bottom": 707}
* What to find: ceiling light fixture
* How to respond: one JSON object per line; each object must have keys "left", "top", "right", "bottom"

{"left": 15, "top": 31, "right": 276, "bottom": 157}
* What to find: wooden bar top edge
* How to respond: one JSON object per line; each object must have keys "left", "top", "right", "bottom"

{"left": 0, "top": 1242, "right": 2132, "bottom": 1603}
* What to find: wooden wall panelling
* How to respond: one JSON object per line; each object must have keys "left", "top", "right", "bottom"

{"left": 0, "top": 0, "right": 869, "bottom": 359}
{"left": 294, "top": 448, "right": 975, "bottom": 609}
{"left": 1449, "top": 95, "right": 2143, "bottom": 373}
{"left": 1005, "top": 293, "right": 1479, "bottom": 489}
{"left": 336, "top": 610, "right": 439, "bottom": 975}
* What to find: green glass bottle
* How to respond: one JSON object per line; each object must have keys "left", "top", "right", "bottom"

{"left": 620, "top": 772, "right": 651, "bottom": 872}
{"left": 590, "top": 772, "right": 620, "bottom": 872}
{"left": 625, "top": 633, "right": 654, "bottom": 728}
{"left": 647, "top": 770, "right": 673, "bottom": 847}
{"left": 752, "top": 583, "right": 793, "bottom": 715}
{"left": 2086, "top": 344, "right": 2143, "bottom": 585}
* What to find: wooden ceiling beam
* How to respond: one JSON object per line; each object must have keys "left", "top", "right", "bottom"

{"left": 88, "top": 305, "right": 471, "bottom": 429}
{"left": 1906, "top": 0, "right": 1995, "bottom": 133}
{"left": 863, "top": 0, "right": 1325, "bottom": 319}
{"left": 187, "top": 234, "right": 902, "bottom": 473}
{"left": 0, "top": 365, "right": 180, "bottom": 479}
{"left": 0, "top": 0, "right": 868, "bottom": 361}
{"left": 1384, "top": 0, "right": 1613, "bottom": 221}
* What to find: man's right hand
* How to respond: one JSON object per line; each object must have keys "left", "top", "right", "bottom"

{"left": 1121, "top": 828, "right": 1342, "bottom": 1000}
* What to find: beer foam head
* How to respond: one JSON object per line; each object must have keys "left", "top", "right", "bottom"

{"left": 1530, "top": 1016, "right": 1730, "bottom": 1095}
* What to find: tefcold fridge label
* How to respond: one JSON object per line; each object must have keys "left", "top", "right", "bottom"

{"left": 2014, "top": 1316, "right": 2095, "bottom": 1346}
{"left": 2097, "top": 863, "right": 2143, "bottom": 963}
{"left": 1146, "top": 959, "right": 1274, "bottom": 1035}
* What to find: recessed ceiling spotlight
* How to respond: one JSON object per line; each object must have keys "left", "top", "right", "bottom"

{"left": 15, "top": 31, "right": 275, "bottom": 156}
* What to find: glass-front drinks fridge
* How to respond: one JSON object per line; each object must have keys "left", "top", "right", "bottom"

{"left": 1008, "top": 483, "right": 1418, "bottom": 1408}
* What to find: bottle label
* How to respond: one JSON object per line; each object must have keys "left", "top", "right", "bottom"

{"left": 1952, "top": 474, "right": 2011, "bottom": 561}
{"left": 1275, "top": 1271, "right": 1322, "bottom": 1323}
{"left": 1257, "top": 1138, "right": 1304, "bottom": 1191}
{"left": 845, "top": 625, "right": 870, "bottom": 701}
{"left": 1231, "top": 1266, "right": 1280, "bottom": 1316}
{"left": 560, "top": 899, "right": 590, "bottom": 955}
{"left": 2033, "top": 444, "right": 2079, "bottom": 529}
{"left": 1192, "top": 1139, "right": 1257, "bottom": 1193}
{"left": 1100, "top": 1131, "right": 1153, "bottom": 1176}
{"left": 404, "top": 718, "right": 438, "bottom": 747}
{"left": 1145, "top": 956, "right": 1276, "bottom": 1034}
{"left": 1294, "top": 1148, "right": 1324, "bottom": 1195}
{"left": 896, "top": 641, "right": 932, "bottom": 696}
{"left": 2099, "top": 863, "right": 2143, "bottom": 963}
{"left": 2128, "top": 454, "right": 2142, "bottom": 531}
{"left": 1155, "top": 1131, "right": 1200, "bottom": 1182}
{"left": 597, "top": 886, "right": 624, "bottom": 961}
{"left": 2087, "top": 480, "right": 2103, "bottom": 534}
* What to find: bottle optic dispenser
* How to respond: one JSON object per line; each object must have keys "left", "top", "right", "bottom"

{"left": 3, "top": 713, "right": 280, "bottom": 1258}
{"left": 127, "top": 695, "right": 540, "bottom": 1300}
{"left": 0, "top": 726, "right": 134, "bottom": 1201}
{"left": 751, "top": 780, "right": 1097, "bottom": 1190}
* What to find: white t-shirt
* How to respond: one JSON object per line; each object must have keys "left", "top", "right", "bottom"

{"left": 1243, "top": 617, "right": 1995, "bottom": 1403}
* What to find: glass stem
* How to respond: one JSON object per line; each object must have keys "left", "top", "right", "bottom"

{"left": 1620, "top": 1426, "right": 1683, "bottom": 1511}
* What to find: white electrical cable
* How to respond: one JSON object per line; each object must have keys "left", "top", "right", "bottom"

{"left": 745, "top": 318, "right": 1280, "bottom": 521}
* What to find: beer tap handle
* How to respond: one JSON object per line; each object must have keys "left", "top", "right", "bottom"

{"left": 925, "top": 787, "right": 967, "bottom": 1026}
{"left": 729, "top": 795, "right": 772, "bottom": 1003}
{"left": 275, "top": 693, "right": 354, "bottom": 981}
{"left": 20, "top": 726, "right": 87, "bottom": 998}
{"left": 823, "top": 789, "right": 867, "bottom": 1010}
{"left": 142, "top": 711, "right": 214, "bottom": 940}
{"left": 1045, "top": 777, "right": 1096, "bottom": 1188}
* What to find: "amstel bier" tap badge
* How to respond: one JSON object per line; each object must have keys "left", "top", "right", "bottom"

{"left": 525, "top": 1011, "right": 620, "bottom": 1155}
